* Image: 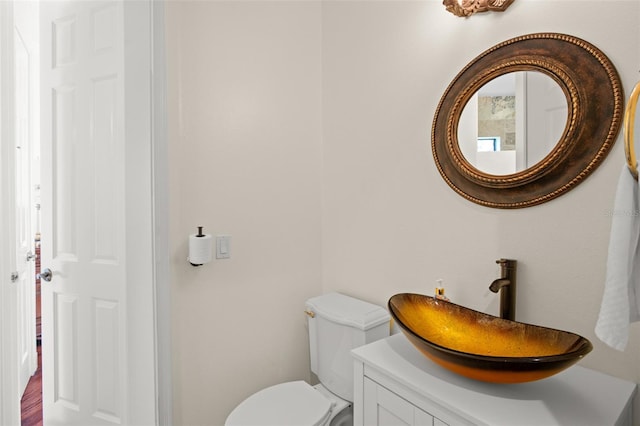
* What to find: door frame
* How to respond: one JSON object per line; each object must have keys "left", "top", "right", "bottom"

{"left": 0, "top": 1, "right": 171, "bottom": 424}
{"left": 150, "top": 1, "right": 172, "bottom": 423}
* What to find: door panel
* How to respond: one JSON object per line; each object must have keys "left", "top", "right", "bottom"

{"left": 51, "top": 84, "right": 77, "bottom": 261}
{"left": 53, "top": 292, "right": 78, "bottom": 409}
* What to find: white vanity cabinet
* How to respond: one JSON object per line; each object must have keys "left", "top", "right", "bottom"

{"left": 352, "top": 334, "right": 637, "bottom": 426}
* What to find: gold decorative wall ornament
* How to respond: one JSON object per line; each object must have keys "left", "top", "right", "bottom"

{"left": 443, "top": 0, "right": 515, "bottom": 18}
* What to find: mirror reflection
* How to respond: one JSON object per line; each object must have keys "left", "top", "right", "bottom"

{"left": 458, "top": 72, "right": 568, "bottom": 175}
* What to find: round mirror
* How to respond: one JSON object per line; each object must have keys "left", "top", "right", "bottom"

{"left": 458, "top": 71, "right": 568, "bottom": 175}
{"left": 432, "top": 33, "right": 623, "bottom": 208}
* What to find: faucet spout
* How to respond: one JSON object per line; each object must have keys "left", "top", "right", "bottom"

{"left": 489, "top": 259, "right": 517, "bottom": 321}
{"left": 489, "top": 278, "right": 511, "bottom": 293}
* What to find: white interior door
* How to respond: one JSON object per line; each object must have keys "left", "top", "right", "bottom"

{"left": 0, "top": 2, "right": 21, "bottom": 424}
{"left": 526, "top": 71, "right": 568, "bottom": 167}
{"left": 39, "top": 1, "right": 157, "bottom": 424}
{"left": 14, "top": 20, "right": 37, "bottom": 397}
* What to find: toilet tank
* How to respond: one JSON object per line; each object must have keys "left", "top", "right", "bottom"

{"left": 305, "top": 293, "right": 390, "bottom": 402}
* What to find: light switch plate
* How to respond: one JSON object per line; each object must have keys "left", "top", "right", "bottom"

{"left": 216, "top": 235, "right": 231, "bottom": 259}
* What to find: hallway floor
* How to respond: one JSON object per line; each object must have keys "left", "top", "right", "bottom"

{"left": 20, "top": 345, "right": 42, "bottom": 426}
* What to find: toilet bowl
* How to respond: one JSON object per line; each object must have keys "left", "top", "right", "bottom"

{"left": 225, "top": 293, "right": 390, "bottom": 426}
{"left": 225, "top": 381, "right": 351, "bottom": 426}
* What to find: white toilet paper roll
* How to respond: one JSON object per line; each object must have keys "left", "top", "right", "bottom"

{"left": 189, "top": 234, "right": 213, "bottom": 265}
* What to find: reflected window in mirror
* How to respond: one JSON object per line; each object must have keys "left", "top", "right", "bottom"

{"left": 477, "top": 137, "right": 501, "bottom": 152}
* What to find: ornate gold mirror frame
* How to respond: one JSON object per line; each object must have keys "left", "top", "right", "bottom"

{"left": 432, "top": 33, "right": 623, "bottom": 208}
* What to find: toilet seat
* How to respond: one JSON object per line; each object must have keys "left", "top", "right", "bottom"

{"left": 225, "top": 381, "right": 333, "bottom": 426}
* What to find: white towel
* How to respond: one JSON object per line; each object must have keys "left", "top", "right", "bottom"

{"left": 595, "top": 166, "right": 640, "bottom": 351}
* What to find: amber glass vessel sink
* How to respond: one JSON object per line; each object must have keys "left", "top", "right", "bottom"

{"left": 388, "top": 293, "right": 592, "bottom": 384}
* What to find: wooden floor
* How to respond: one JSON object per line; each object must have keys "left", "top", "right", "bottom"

{"left": 20, "top": 344, "right": 42, "bottom": 426}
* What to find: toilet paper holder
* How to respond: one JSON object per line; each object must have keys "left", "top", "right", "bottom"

{"left": 188, "top": 226, "right": 213, "bottom": 266}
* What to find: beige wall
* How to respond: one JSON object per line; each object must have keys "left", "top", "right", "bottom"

{"left": 168, "top": 1, "right": 640, "bottom": 424}
{"left": 166, "top": 2, "right": 322, "bottom": 425}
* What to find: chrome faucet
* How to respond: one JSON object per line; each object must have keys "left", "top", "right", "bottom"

{"left": 489, "top": 259, "right": 517, "bottom": 321}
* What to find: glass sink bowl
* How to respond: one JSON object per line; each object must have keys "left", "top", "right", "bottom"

{"left": 388, "top": 293, "right": 593, "bottom": 384}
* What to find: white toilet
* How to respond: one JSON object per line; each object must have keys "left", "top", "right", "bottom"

{"left": 225, "top": 292, "right": 390, "bottom": 426}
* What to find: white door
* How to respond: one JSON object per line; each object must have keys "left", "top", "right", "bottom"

{"left": 1, "top": 2, "right": 21, "bottom": 424}
{"left": 525, "top": 71, "right": 568, "bottom": 167}
{"left": 40, "top": 1, "right": 157, "bottom": 424}
{"left": 14, "top": 20, "right": 37, "bottom": 397}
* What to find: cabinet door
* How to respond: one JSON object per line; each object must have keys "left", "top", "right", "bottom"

{"left": 364, "top": 377, "right": 435, "bottom": 426}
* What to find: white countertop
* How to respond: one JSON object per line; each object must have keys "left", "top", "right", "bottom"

{"left": 352, "top": 333, "right": 637, "bottom": 426}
